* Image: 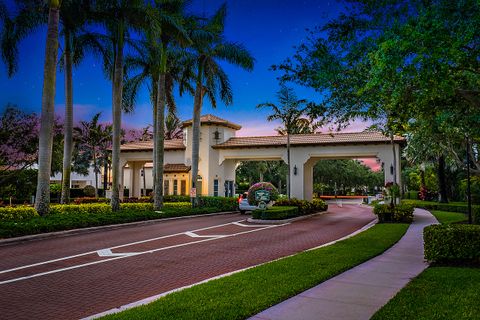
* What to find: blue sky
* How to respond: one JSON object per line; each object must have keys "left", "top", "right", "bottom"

{"left": 0, "top": 0, "right": 367, "bottom": 136}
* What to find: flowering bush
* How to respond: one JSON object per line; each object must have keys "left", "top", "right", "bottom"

{"left": 247, "top": 182, "right": 279, "bottom": 206}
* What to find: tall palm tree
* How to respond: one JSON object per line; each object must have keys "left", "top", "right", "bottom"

{"left": 91, "top": 0, "right": 151, "bottom": 211}
{"left": 123, "top": 0, "right": 190, "bottom": 210}
{"left": 184, "top": 3, "right": 254, "bottom": 206}
{"left": 59, "top": 0, "right": 92, "bottom": 204}
{"left": 257, "top": 85, "right": 314, "bottom": 199}
{"left": 0, "top": 1, "right": 61, "bottom": 215}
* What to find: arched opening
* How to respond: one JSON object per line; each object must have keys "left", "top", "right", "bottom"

{"left": 235, "top": 160, "right": 288, "bottom": 195}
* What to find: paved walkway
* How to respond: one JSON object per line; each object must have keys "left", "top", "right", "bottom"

{"left": 251, "top": 208, "right": 438, "bottom": 320}
{"left": 0, "top": 205, "right": 374, "bottom": 320}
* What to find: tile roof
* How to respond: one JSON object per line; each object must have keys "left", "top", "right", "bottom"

{"left": 181, "top": 114, "right": 242, "bottom": 130}
{"left": 120, "top": 139, "right": 185, "bottom": 152}
{"left": 164, "top": 163, "right": 191, "bottom": 173}
{"left": 213, "top": 132, "right": 405, "bottom": 149}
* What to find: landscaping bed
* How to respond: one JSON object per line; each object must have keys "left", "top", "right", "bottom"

{"left": 101, "top": 223, "right": 408, "bottom": 320}
{"left": 0, "top": 197, "right": 238, "bottom": 239}
{"left": 251, "top": 199, "right": 328, "bottom": 221}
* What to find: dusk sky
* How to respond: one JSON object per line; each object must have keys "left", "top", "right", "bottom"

{"left": 0, "top": 0, "right": 371, "bottom": 136}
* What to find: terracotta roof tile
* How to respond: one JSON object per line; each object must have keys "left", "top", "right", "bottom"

{"left": 164, "top": 163, "right": 191, "bottom": 173}
{"left": 213, "top": 132, "right": 405, "bottom": 149}
{"left": 120, "top": 139, "right": 185, "bottom": 151}
{"left": 181, "top": 114, "right": 242, "bottom": 130}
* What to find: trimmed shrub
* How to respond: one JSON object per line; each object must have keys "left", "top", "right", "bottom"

{"left": 50, "top": 203, "right": 111, "bottom": 215}
{"left": 424, "top": 224, "right": 480, "bottom": 263}
{"left": 199, "top": 197, "right": 238, "bottom": 211}
{"left": 374, "top": 203, "right": 414, "bottom": 223}
{"left": 121, "top": 197, "right": 152, "bottom": 203}
{"left": 402, "top": 190, "right": 419, "bottom": 200}
{"left": 73, "top": 197, "right": 109, "bottom": 205}
{"left": 247, "top": 182, "right": 279, "bottom": 206}
{"left": 274, "top": 198, "right": 328, "bottom": 215}
{"left": 164, "top": 195, "right": 191, "bottom": 202}
{"left": 83, "top": 185, "right": 96, "bottom": 197}
{"left": 252, "top": 206, "right": 299, "bottom": 220}
{"left": 402, "top": 200, "right": 479, "bottom": 224}
{"left": 0, "top": 206, "right": 38, "bottom": 222}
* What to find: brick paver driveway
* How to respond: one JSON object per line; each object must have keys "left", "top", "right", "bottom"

{"left": 0, "top": 204, "right": 375, "bottom": 320}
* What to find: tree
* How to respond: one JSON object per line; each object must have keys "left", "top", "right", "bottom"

{"left": 257, "top": 85, "right": 318, "bottom": 199}
{"left": 92, "top": 0, "right": 151, "bottom": 211}
{"left": 73, "top": 113, "right": 112, "bottom": 198}
{"left": 184, "top": 3, "right": 254, "bottom": 206}
{"left": 123, "top": 0, "right": 190, "bottom": 210}
{"left": 59, "top": 0, "right": 93, "bottom": 204}
{"left": 165, "top": 112, "right": 183, "bottom": 140}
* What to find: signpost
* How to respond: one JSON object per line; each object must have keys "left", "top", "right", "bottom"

{"left": 255, "top": 190, "right": 270, "bottom": 209}
{"left": 190, "top": 188, "right": 196, "bottom": 198}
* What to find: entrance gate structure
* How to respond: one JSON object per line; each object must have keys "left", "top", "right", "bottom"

{"left": 213, "top": 132, "right": 404, "bottom": 201}
{"left": 118, "top": 115, "right": 405, "bottom": 200}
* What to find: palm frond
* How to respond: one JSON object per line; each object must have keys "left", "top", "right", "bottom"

{"left": 214, "top": 41, "right": 254, "bottom": 71}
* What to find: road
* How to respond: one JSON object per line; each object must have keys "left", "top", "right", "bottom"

{"left": 0, "top": 204, "right": 375, "bottom": 320}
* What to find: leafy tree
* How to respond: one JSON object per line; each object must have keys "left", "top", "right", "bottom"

{"left": 183, "top": 3, "right": 254, "bottom": 206}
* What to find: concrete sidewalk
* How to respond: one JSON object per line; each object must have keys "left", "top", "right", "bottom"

{"left": 250, "top": 208, "right": 438, "bottom": 320}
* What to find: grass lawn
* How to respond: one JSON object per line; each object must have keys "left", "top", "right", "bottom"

{"left": 431, "top": 210, "right": 468, "bottom": 224}
{"left": 371, "top": 266, "right": 480, "bottom": 320}
{"left": 102, "top": 223, "right": 408, "bottom": 320}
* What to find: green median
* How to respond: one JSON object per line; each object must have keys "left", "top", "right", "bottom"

{"left": 102, "top": 223, "right": 408, "bottom": 320}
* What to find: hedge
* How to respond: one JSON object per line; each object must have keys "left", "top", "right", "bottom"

{"left": 274, "top": 198, "right": 328, "bottom": 215}
{"left": 251, "top": 206, "right": 299, "bottom": 220}
{"left": 424, "top": 224, "right": 480, "bottom": 263}
{"left": 198, "top": 197, "right": 238, "bottom": 211}
{"left": 0, "top": 206, "right": 39, "bottom": 222}
{"left": 373, "top": 203, "right": 414, "bottom": 223}
{"left": 402, "top": 200, "right": 479, "bottom": 224}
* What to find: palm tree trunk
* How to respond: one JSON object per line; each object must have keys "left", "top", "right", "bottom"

{"left": 60, "top": 29, "right": 73, "bottom": 204}
{"left": 110, "top": 37, "right": 124, "bottom": 212}
{"left": 191, "top": 79, "right": 203, "bottom": 207}
{"left": 93, "top": 150, "right": 98, "bottom": 198}
{"left": 34, "top": 4, "right": 60, "bottom": 215}
{"left": 287, "top": 133, "right": 291, "bottom": 199}
{"left": 153, "top": 72, "right": 166, "bottom": 210}
{"left": 151, "top": 79, "right": 158, "bottom": 193}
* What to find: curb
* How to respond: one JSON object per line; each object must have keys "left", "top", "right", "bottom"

{"left": 247, "top": 211, "right": 327, "bottom": 225}
{"left": 0, "top": 211, "right": 238, "bottom": 247}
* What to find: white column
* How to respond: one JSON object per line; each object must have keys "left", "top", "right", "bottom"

{"left": 303, "top": 161, "right": 314, "bottom": 201}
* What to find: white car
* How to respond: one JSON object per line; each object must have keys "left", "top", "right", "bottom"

{"left": 238, "top": 193, "right": 258, "bottom": 214}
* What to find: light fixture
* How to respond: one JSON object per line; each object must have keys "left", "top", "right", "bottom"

{"left": 293, "top": 165, "right": 298, "bottom": 175}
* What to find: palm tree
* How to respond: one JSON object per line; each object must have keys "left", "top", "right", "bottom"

{"left": 184, "top": 3, "right": 254, "bottom": 206}
{"left": 74, "top": 113, "right": 112, "bottom": 198}
{"left": 123, "top": 0, "right": 190, "bottom": 210}
{"left": 1, "top": 1, "right": 61, "bottom": 215}
{"left": 257, "top": 85, "right": 315, "bottom": 199}
{"left": 59, "top": 0, "right": 92, "bottom": 204}
{"left": 91, "top": 0, "right": 151, "bottom": 211}
{"left": 165, "top": 112, "right": 183, "bottom": 140}
{"left": 0, "top": 1, "right": 93, "bottom": 212}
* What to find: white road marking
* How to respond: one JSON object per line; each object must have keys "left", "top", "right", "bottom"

{"left": 232, "top": 222, "right": 276, "bottom": 228}
{"left": 0, "top": 219, "right": 246, "bottom": 276}
{"left": 0, "top": 221, "right": 288, "bottom": 285}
